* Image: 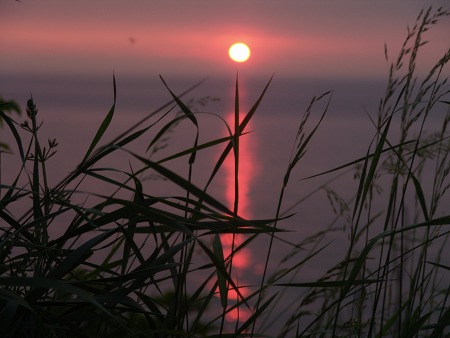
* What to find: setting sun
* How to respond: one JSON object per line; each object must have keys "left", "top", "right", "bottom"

{"left": 228, "top": 42, "right": 251, "bottom": 63}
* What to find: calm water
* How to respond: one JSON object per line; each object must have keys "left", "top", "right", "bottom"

{"left": 2, "top": 73, "right": 448, "bottom": 332}
{"left": 1, "top": 73, "right": 385, "bottom": 247}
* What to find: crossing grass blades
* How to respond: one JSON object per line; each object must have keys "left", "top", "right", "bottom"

{"left": 0, "top": 5, "right": 450, "bottom": 337}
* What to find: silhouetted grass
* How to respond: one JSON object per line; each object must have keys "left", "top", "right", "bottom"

{"left": 0, "top": 5, "right": 449, "bottom": 338}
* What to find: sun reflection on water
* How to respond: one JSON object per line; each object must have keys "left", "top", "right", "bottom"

{"left": 220, "top": 111, "right": 258, "bottom": 324}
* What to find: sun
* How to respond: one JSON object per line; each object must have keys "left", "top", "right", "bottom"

{"left": 229, "top": 42, "right": 251, "bottom": 63}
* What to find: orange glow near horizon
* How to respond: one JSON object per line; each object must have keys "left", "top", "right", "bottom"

{"left": 2, "top": 2, "right": 449, "bottom": 78}
{"left": 2, "top": 20, "right": 414, "bottom": 78}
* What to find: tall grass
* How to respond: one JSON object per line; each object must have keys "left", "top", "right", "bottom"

{"left": 261, "top": 7, "right": 450, "bottom": 337}
{"left": 0, "top": 5, "right": 449, "bottom": 338}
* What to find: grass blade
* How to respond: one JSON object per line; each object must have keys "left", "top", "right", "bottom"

{"left": 81, "top": 74, "right": 116, "bottom": 164}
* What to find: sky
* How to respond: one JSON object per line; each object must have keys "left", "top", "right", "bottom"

{"left": 1, "top": 0, "right": 449, "bottom": 80}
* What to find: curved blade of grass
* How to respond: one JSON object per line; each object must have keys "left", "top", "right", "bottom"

{"left": 204, "top": 74, "right": 274, "bottom": 192}
{"left": 284, "top": 91, "right": 332, "bottom": 188}
{"left": 60, "top": 124, "right": 152, "bottom": 191}
{"left": 411, "top": 174, "right": 429, "bottom": 221}
{"left": 0, "top": 287, "right": 34, "bottom": 312}
{"left": 83, "top": 168, "right": 135, "bottom": 193}
{"left": 340, "top": 214, "right": 450, "bottom": 301}
{"left": 0, "top": 110, "right": 25, "bottom": 162}
{"left": 426, "top": 261, "right": 450, "bottom": 271}
{"left": 121, "top": 175, "right": 146, "bottom": 274}
{"left": 94, "top": 293, "right": 145, "bottom": 312}
{"left": 146, "top": 113, "right": 187, "bottom": 153}
{"left": 354, "top": 115, "right": 392, "bottom": 221}
{"left": 273, "top": 279, "right": 382, "bottom": 288}
{"left": 78, "top": 262, "right": 179, "bottom": 287}
{"left": 252, "top": 90, "right": 333, "bottom": 334}
{"left": 375, "top": 302, "right": 409, "bottom": 338}
{"left": 196, "top": 238, "right": 248, "bottom": 309}
{"left": 237, "top": 293, "right": 277, "bottom": 334}
{"left": 45, "top": 228, "right": 118, "bottom": 280}
{"left": 0, "top": 293, "right": 33, "bottom": 336}
{"left": 0, "top": 209, "right": 33, "bottom": 241}
{"left": 106, "top": 77, "right": 206, "bottom": 152}
{"left": 299, "top": 139, "right": 416, "bottom": 181}
{"left": 127, "top": 151, "right": 234, "bottom": 216}
{"left": 123, "top": 238, "right": 193, "bottom": 297}
{"left": 159, "top": 76, "right": 198, "bottom": 127}
{"left": 267, "top": 242, "right": 330, "bottom": 283}
{"left": 0, "top": 174, "right": 27, "bottom": 208}
{"left": 54, "top": 197, "right": 194, "bottom": 243}
{"left": 157, "top": 132, "right": 244, "bottom": 164}
{"left": 213, "top": 234, "right": 228, "bottom": 309}
{"left": 135, "top": 291, "right": 164, "bottom": 319}
{"left": 429, "top": 305, "right": 450, "bottom": 338}
{"left": 160, "top": 75, "right": 199, "bottom": 164}
{"left": 81, "top": 74, "right": 116, "bottom": 164}
{"left": 190, "top": 275, "right": 219, "bottom": 332}
{"left": 81, "top": 124, "right": 152, "bottom": 172}
{"left": 0, "top": 277, "right": 114, "bottom": 319}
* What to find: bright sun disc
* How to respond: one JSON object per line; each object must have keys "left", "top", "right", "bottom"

{"left": 229, "top": 43, "right": 251, "bottom": 63}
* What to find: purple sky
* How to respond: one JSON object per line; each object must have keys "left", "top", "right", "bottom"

{"left": 1, "top": 0, "right": 449, "bottom": 80}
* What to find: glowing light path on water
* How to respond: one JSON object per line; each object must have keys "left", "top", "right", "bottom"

{"left": 221, "top": 111, "right": 257, "bottom": 323}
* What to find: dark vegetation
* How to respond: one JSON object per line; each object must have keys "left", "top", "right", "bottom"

{"left": 0, "top": 6, "right": 449, "bottom": 338}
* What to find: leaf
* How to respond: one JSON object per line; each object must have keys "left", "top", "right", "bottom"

{"left": 273, "top": 279, "right": 382, "bottom": 288}
{"left": 299, "top": 139, "right": 416, "bottom": 181}
{"left": 0, "top": 98, "right": 21, "bottom": 115}
{"left": 0, "top": 110, "right": 25, "bottom": 162}
{"left": 159, "top": 76, "right": 198, "bottom": 127}
{"left": 340, "top": 214, "right": 450, "bottom": 300}
{"left": 203, "top": 74, "right": 274, "bottom": 192}
{"left": 196, "top": 239, "right": 248, "bottom": 309}
{"left": 129, "top": 152, "right": 234, "bottom": 216}
{"left": 237, "top": 293, "right": 277, "bottom": 334}
{"left": 81, "top": 74, "right": 116, "bottom": 164}
{"left": 46, "top": 229, "right": 118, "bottom": 280}
{"left": 213, "top": 234, "right": 228, "bottom": 309}
{"left": 284, "top": 91, "right": 332, "bottom": 188}
{"left": 157, "top": 133, "right": 242, "bottom": 164}
{"left": 159, "top": 75, "right": 199, "bottom": 164}
{"left": 354, "top": 115, "right": 392, "bottom": 221}
{"left": 411, "top": 174, "right": 429, "bottom": 221}
{"left": 0, "top": 277, "right": 113, "bottom": 319}
{"left": 429, "top": 306, "right": 450, "bottom": 338}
